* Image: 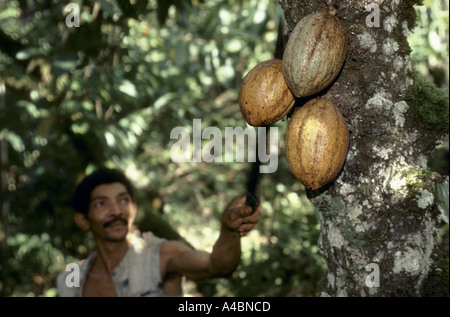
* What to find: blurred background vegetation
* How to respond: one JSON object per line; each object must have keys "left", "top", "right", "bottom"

{"left": 0, "top": 0, "right": 448, "bottom": 297}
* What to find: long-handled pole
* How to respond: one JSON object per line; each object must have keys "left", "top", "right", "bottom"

{"left": 245, "top": 18, "right": 287, "bottom": 213}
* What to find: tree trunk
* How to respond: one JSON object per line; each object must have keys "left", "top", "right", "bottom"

{"left": 278, "top": 0, "right": 448, "bottom": 296}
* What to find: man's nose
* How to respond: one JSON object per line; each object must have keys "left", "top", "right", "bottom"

{"left": 109, "top": 202, "right": 123, "bottom": 216}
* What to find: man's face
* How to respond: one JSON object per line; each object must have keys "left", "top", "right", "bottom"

{"left": 86, "top": 182, "right": 136, "bottom": 242}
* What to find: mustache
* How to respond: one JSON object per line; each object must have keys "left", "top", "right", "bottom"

{"left": 103, "top": 216, "right": 128, "bottom": 228}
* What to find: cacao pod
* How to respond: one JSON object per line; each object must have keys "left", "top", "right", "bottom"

{"left": 283, "top": 11, "right": 348, "bottom": 98}
{"left": 285, "top": 97, "right": 349, "bottom": 190}
{"left": 238, "top": 58, "right": 295, "bottom": 126}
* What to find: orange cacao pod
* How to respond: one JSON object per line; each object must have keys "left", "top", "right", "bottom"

{"left": 238, "top": 59, "right": 295, "bottom": 126}
{"left": 285, "top": 97, "right": 349, "bottom": 190}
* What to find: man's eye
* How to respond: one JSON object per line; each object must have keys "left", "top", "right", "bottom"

{"left": 120, "top": 198, "right": 129, "bottom": 204}
{"left": 95, "top": 201, "right": 104, "bottom": 208}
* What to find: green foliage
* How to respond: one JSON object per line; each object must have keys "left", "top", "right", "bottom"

{"left": 408, "top": 0, "right": 449, "bottom": 89}
{"left": 0, "top": 0, "right": 325, "bottom": 297}
{"left": 406, "top": 2, "right": 449, "bottom": 133}
{"left": 408, "top": 167, "right": 433, "bottom": 186}
{"left": 407, "top": 74, "right": 449, "bottom": 132}
{"left": 435, "top": 176, "right": 449, "bottom": 221}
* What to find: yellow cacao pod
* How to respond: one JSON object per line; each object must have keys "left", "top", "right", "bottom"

{"left": 285, "top": 98, "right": 349, "bottom": 190}
{"left": 283, "top": 12, "right": 347, "bottom": 98}
{"left": 238, "top": 59, "right": 295, "bottom": 126}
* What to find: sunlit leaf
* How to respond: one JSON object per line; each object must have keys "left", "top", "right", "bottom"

{"left": 0, "top": 129, "right": 25, "bottom": 152}
{"left": 435, "top": 178, "right": 449, "bottom": 223}
{"left": 154, "top": 92, "right": 179, "bottom": 110}
{"left": 71, "top": 122, "right": 90, "bottom": 134}
{"left": 118, "top": 79, "right": 138, "bottom": 98}
{"left": 15, "top": 48, "right": 41, "bottom": 60}
{"left": 52, "top": 53, "right": 78, "bottom": 75}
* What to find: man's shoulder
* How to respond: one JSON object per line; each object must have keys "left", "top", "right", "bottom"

{"left": 159, "top": 238, "right": 192, "bottom": 255}
{"left": 132, "top": 231, "right": 166, "bottom": 251}
{"left": 132, "top": 232, "right": 192, "bottom": 259}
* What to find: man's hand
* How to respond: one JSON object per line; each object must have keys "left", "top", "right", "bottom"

{"left": 222, "top": 194, "right": 262, "bottom": 236}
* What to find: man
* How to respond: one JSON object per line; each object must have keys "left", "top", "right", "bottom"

{"left": 57, "top": 167, "right": 262, "bottom": 296}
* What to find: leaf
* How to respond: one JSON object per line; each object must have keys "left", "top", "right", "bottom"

{"left": 156, "top": 0, "right": 193, "bottom": 26}
{"left": 0, "top": 129, "right": 25, "bottom": 152}
{"left": 435, "top": 178, "right": 449, "bottom": 223}
{"left": 98, "top": 0, "right": 120, "bottom": 17}
{"left": 157, "top": 0, "right": 172, "bottom": 26}
{"left": 15, "top": 47, "right": 42, "bottom": 60}
{"left": 153, "top": 92, "right": 178, "bottom": 110}
{"left": 118, "top": 79, "right": 138, "bottom": 98}
{"left": 52, "top": 53, "right": 78, "bottom": 76}
{"left": 428, "top": 30, "right": 442, "bottom": 52}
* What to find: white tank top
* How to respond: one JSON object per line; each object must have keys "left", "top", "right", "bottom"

{"left": 57, "top": 232, "right": 166, "bottom": 297}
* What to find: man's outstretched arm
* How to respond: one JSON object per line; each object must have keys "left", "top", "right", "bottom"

{"left": 162, "top": 194, "right": 262, "bottom": 280}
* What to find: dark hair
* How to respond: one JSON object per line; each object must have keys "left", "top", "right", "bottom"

{"left": 73, "top": 167, "right": 135, "bottom": 215}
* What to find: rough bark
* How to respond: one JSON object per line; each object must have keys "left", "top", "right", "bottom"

{"left": 278, "top": 0, "right": 449, "bottom": 296}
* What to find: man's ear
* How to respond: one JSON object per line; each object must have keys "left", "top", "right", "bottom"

{"left": 74, "top": 212, "right": 90, "bottom": 231}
